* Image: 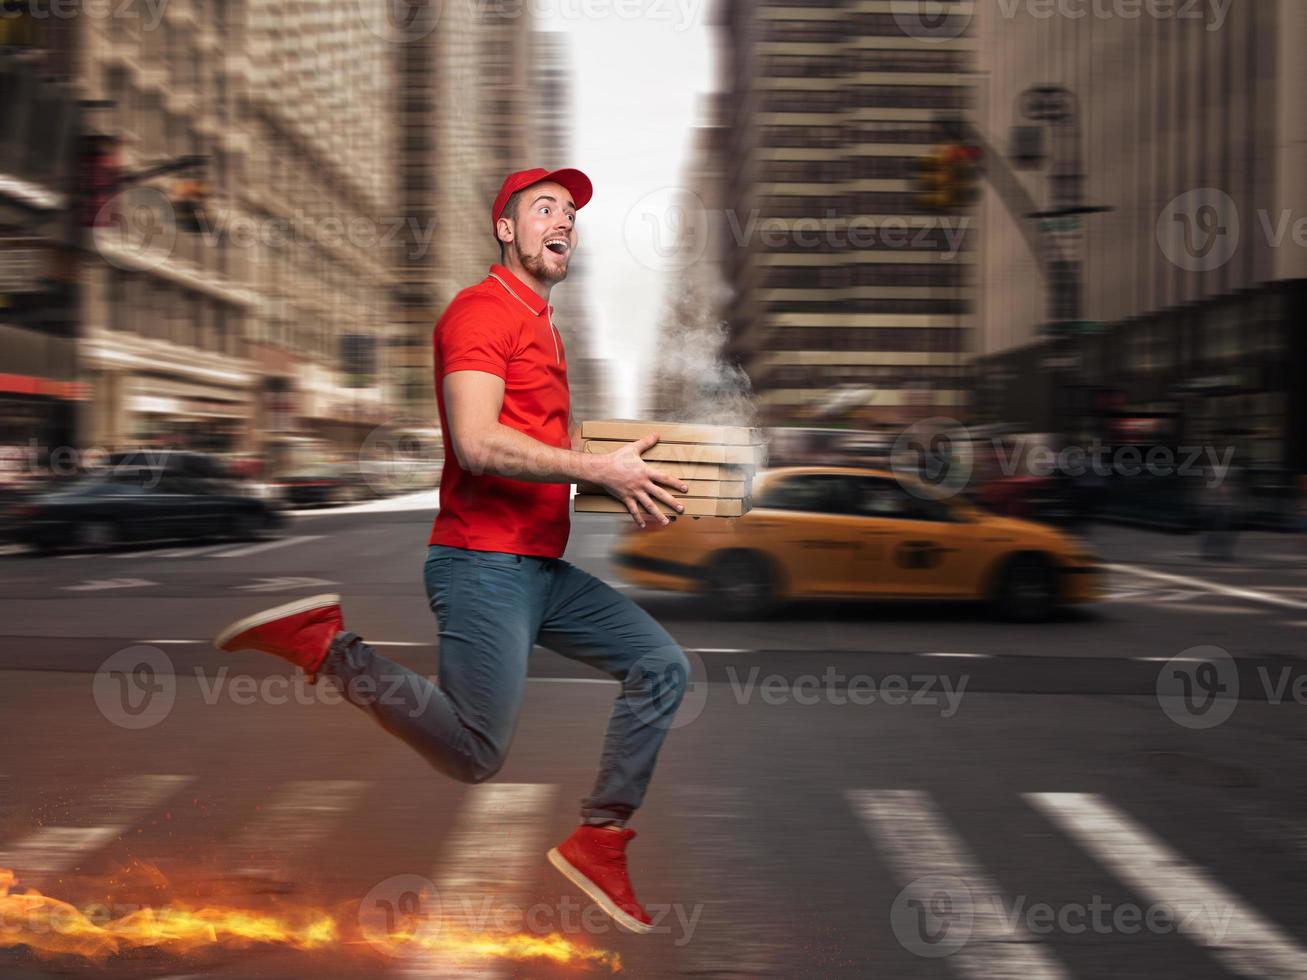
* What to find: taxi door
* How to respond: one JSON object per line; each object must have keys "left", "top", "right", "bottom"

{"left": 743, "top": 473, "right": 864, "bottom": 596}
{"left": 849, "top": 477, "right": 982, "bottom": 597}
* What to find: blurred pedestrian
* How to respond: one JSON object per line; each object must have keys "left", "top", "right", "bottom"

{"left": 1200, "top": 466, "right": 1240, "bottom": 561}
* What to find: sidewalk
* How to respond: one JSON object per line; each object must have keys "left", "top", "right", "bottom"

{"left": 1088, "top": 521, "right": 1307, "bottom": 570}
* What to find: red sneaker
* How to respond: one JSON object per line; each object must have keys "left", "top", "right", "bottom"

{"left": 548, "top": 826, "right": 653, "bottom": 934}
{"left": 212, "top": 593, "right": 343, "bottom": 676}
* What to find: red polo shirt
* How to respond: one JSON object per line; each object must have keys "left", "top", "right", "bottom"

{"left": 429, "top": 264, "right": 572, "bottom": 558}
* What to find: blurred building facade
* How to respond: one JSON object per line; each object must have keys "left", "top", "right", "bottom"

{"left": 715, "top": 0, "right": 976, "bottom": 428}
{"left": 530, "top": 30, "right": 608, "bottom": 425}
{"left": 1, "top": 21, "right": 84, "bottom": 454}
{"left": 71, "top": 1, "right": 401, "bottom": 469}
{"left": 974, "top": 0, "right": 1307, "bottom": 475}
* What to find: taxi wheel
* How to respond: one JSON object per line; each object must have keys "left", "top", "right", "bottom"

{"left": 993, "top": 553, "right": 1058, "bottom": 623}
{"left": 704, "top": 551, "right": 776, "bottom": 621}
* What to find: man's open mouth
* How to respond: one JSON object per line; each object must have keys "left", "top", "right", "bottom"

{"left": 545, "top": 238, "right": 568, "bottom": 255}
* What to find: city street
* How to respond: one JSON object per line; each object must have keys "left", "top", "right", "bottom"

{"left": 2, "top": 495, "right": 1305, "bottom": 978}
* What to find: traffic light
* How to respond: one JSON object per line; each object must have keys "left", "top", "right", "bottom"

{"left": 911, "top": 146, "right": 954, "bottom": 211}
{"left": 170, "top": 178, "right": 210, "bottom": 233}
{"left": 911, "top": 143, "right": 983, "bottom": 211}
{"left": 0, "top": 2, "right": 42, "bottom": 48}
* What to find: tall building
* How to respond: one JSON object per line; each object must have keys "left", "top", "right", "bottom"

{"left": 0, "top": 43, "right": 82, "bottom": 454}
{"left": 974, "top": 0, "right": 1307, "bottom": 473}
{"left": 716, "top": 0, "right": 976, "bottom": 429}
{"left": 71, "top": 0, "right": 401, "bottom": 468}
{"left": 392, "top": 0, "right": 541, "bottom": 427}
{"left": 531, "top": 30, "right": 608, "bottom": 425}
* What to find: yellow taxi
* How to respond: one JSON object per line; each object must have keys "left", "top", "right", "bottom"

{"left": 610, "top": 466, "right": 1102, "bottom": 621}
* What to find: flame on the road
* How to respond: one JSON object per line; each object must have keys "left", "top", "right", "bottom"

{"left": 0, "top": 868, "right": 621, "bottom": 971}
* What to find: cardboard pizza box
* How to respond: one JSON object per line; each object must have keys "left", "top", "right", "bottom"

{"left": 580, "top": 418, "right": 764, "bottom": 446}
{"left": 575, "top": 479, "right": 750, "bottom": 498}
{"left": 615, "top": 460, "right": 755, "bottom": 481}
{"left": 583, "top": 439, "right": 766, "bottom": 466}
{"left": 573, "top": 494, "right": 751, "bottom": 517}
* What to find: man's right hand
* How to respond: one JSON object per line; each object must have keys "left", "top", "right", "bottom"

{"left": 592, "top": 433, "right": 689, "bottom": 527}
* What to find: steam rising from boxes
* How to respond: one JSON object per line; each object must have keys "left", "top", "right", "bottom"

{"left": 651, "top": 273, "right": 758, "bottom": 436}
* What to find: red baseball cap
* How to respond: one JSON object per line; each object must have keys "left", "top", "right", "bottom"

{"left": 491, "top": 167, "right": 593, "bottom": 235}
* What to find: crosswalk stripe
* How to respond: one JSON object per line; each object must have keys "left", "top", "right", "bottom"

{"left": 0, "top": 774, "right": 192, "bottom": 874}
{"left": 228, "top": 780, "right": 367, "bottom": 878}
{"left": 210, "top": 535, "right": 321, "bottom": 559}
{"left": 847, "top": 789, "right": 1069, "bottom": 979}
{"left": 1027, "top": 792, "right": 1307, "bottom": 980}
{"left": 112, "top": 547, "right": 177, "bottom": 559}
{"left": 401, "top": 782, "right": 558, "bottom": 979}
{"left": 129, "top": 544, "right": 234, "bottom": 559}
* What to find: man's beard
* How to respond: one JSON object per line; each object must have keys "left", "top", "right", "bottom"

{"left": 516, "top": 239, "right": 567, "bottom": 285}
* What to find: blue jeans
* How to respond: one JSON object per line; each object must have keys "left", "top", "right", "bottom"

{"left": 319, "top": 544, "right": 690, "bottom": 826}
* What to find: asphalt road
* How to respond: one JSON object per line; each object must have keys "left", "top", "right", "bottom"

{"left": 1, "top": 494, "right": 1305, "bottom": 979}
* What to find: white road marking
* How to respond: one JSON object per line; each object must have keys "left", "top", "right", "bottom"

{"left": 1166, "top": 604, "right": 1262, "bottom": 616}
{"left": 211, "top": 535, "right": 322, "bottom": 559}
{"left": 687, "top": 647, "right": 750, "bottom": 653}
{"left": 0, "top": 774, "right": 192, "bottom": 874}
{"left": 402, "top": 783, "right": 558, "bottom": 979}
{"left": 235, "top": 576, "right": 337, "bottom": 592}
{"left": 0, "top": 544, "right": 25, "bottom": 556}
{"left": 228, "top": 780, "right": 367, "bottom": 877}
{"left": 62, "top": 577, "right": 156, "bottom": 592}
{"left": 601, "top": 579, "right": 635, "bottom": 590}
{"left": 919, "top": 652, "right": 993, "bottom": 659}
{"left": 1027, "top": 792, "right": 1307, "bottom": 980}
{"left": 847, "top": 789, "right": 1069, "bottom": 979}
{"left": 527, "top": 677, "right": 616, "bottom": 685}
{"left": 1107, "top": 563, "right": 1307, "bottom": 611}
{"left": 118, "top": 546, "right": 230, "bottom": 559}
{"left": 289, "top": 489, "right": 439, "bottom": 517}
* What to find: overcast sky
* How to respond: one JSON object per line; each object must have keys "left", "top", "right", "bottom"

{"left": 536, "top": 0, "right": 718, "bottom": 417}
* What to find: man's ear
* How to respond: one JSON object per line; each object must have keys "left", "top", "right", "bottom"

{"left": 495, "top": 215, "right": 514, "bottom": 246}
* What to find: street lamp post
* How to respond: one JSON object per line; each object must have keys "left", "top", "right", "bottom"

{"left": 1013, "top": 85, "right": 1112, "bottom": 440}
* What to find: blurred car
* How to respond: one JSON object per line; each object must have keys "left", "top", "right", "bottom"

{"left": 269, "top": 463, "right": 376, "bottom": 507}
{"left": 610, "top": 466, "right": 1102, "bottom": 622}
{"left": 10, "top": 453, "right": 283, "bottom": 553}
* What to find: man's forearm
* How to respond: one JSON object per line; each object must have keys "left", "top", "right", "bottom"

{"left": 462, "top": 422, "right": 603, "bottom": 484}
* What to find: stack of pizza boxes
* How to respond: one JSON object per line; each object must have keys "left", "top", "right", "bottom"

{"left": 574, "top": 419, "right": 765, "bottom": 517}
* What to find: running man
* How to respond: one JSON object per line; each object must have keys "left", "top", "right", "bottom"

{"left": 213, "top": 167, "right": 692, "bottom": 934}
